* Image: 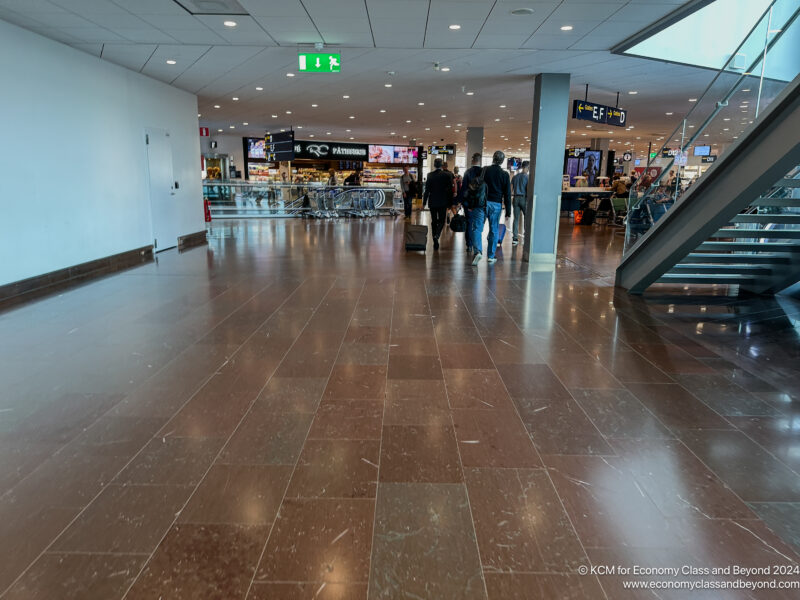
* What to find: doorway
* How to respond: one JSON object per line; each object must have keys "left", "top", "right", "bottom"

{"left": 145, "top": 128, "right": 178, "bottom": 252}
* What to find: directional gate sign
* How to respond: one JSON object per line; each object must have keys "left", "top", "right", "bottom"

{"left": 298, "top": 53, "right": 341, "bottom": 73}
{"left": 572, "top": 100, "right": 628, "bottom": 127}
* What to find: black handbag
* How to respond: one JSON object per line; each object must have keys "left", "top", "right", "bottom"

{"left": 449, "top": 212, "right": 467, "bottom": 233}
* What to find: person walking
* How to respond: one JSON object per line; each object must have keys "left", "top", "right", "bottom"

{"left": 400, "top": 165, "right": 415, "bottom": 219}
{"left": 470, "top": 150, "right": 511, "bottom": 265}
{"left": 423, "top": 158, "right": 455, "bottom": 250}
{"left": 459, "top": 153, "right": 482, "bottom": 254}
{"left": 511, "top": 160, "right": 529, "bottom": 246}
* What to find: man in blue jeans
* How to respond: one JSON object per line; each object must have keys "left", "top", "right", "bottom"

{"left": 459, "top": 153, "right": 483, "bottom": 254}
{"left": 471, "top": 150, "right": 511, "bottom": 265}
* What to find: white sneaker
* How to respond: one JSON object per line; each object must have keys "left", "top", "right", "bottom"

{"left": 512, "top": 239, "right": 519, "bottom": 246}
{"left": 472, "top": 253, "right": 482, "bottom": 266}
{"left": 487, "top": 257, "right": 497, "bottom": 264}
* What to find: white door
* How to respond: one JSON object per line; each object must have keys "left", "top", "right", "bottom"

{"left": 145, "top": 129, "right": 178, "bottom": 252}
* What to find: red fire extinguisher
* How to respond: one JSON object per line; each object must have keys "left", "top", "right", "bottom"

{"left": 204, "top": 197, "right": 212, "bottom": 223}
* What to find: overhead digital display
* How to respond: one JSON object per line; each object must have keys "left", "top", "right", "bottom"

{"left": 428, "top": 145, "right": 455, "bottom": 155}
{"left": 693, "top": 145, "right": 711, "bottom": 156}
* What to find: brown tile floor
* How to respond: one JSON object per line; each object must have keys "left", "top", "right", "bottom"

{"left": 1, "top": 215, "right": 800, "bottom": 598}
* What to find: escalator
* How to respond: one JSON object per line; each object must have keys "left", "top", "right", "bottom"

{"left": 615, "top": 0, "right": 800, "bottom": 295}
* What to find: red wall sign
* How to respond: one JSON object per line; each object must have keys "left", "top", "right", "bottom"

{"left": 199, "top": 127, "right": 210, "bottom": 137}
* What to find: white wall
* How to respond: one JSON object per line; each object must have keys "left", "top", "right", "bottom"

{"left": 0, "top": 19, "right": 204, "bottom": 286}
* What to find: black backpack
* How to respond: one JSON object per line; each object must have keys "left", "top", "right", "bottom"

{"left": 465, "top": 167, "right": 487, "bottom": 209}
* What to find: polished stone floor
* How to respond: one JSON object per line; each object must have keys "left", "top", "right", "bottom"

{"left": 1, "top": 215, "right": 800, "bottom": 599}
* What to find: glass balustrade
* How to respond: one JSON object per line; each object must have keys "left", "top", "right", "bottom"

{"left": 203, "top": 181, "right": 402, "bottom": 219}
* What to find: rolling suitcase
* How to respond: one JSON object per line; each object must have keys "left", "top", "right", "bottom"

{"left": 405, "top": 224, "right": 428, "bottom": 252}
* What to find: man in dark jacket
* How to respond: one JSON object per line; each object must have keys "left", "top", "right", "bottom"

{"left": 423, "top": 158, "right": 454, "bottom": 249}
{"left": 471, "top": 150, "right": 511, "bottom": 265}
{"left": 459, "top": 153, "right": 482, "bottom": 254}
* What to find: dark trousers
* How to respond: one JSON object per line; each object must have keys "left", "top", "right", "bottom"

{"left": 430, "top": 207, "right": 448, "bottom": 240}
{"left": 403, "top": 191, "right": 412, "bottom": 217}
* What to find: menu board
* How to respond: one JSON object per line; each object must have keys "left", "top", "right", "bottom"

{"left": 369, "top": 145, "right": 394, "bottom": 163}
{"left": 368, "top": 145, "right": 419, "bottom": 164}
{"left": 247, "top": 138, "right": 266, "bottom": 159}
{"left": 394, "top": 146, "right": 418, "bottom": 163}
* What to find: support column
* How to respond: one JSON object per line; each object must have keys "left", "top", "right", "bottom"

{"left": 523, "top": 73, "right": 571, "bottom": 266}
{"left": 466, "top": 127, "right": 484, "bottom": 162}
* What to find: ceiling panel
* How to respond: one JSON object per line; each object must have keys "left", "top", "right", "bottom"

{"left": 100, "top": 43, "right": 157, "bottom": 71}
{"left": 140, "top": 44, "right": 211, "bottom": 83}
{"left": 115, "top": 0, "right": 187, "bottom": 15}
{"left": 195, "top": 14, "right": 276, "bottom": 45}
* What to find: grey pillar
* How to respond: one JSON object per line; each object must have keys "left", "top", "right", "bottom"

{"left": 523, "top": 73, "right": 571, "bottom": 265}
{"left": 466, "top": 127, "right": 484, "bottom": 163}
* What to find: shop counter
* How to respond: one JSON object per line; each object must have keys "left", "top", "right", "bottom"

{"left": 561, "top": 187, "right": 613, "bottom": 212}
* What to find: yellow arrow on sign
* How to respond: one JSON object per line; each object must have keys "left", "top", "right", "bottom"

{"left": 578, "top": 103, "right": 584, "bottom": 111}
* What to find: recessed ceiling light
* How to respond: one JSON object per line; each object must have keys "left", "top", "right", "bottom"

{"left": 349, "top": 115, "right": 355, "bottom": 119}
{"left": 229, "top": 125, "right": 235, "bottom": 129}
{"left": 384, "top": 83, "right": 392, "bottom": 87}
{"left": 689, "top": 98, "right": 697, "bottom": 102}
{"left": 466, "top": 91, "right": 474, "bottom": 95}
{"left": 499, "top": 104, "right": 506, "bottom": 108}
{"left": 390, "top": 131, "right": 396, "bottom": 135}
{"left": 232, "top": 97, "right": 239, "bottom": 101}
{"left": 494, "top": 118, "right": 500, "bottom": 121}
{"left": 297, "top": 126, "right": 303, "bottom": 129}
{"left": 243, "top": 122, "right": 248, "bottom": 125}
{"left": 286, "top": 72, "right": 295, "bottom": 77}
{"left": 214, "top": 105, "right": 221, "bottom": 109}
{"left": 223, "top": 20, "right": 237, "bottom": 27}
{"left": 217, "top": 128, "right": 223, "bottom": 132}
{"left": 628, "top": 90, "right": 638, "bottom": 95}
{"left": 256, "top": 86, "right": 263, "bottom": 91}
{"left": 445, "top": 125, "right": 451, "bottom": 128}
{"left": 449, "top": 24, "right": 461, "bottom": 30}
{"left": 418, "top": 102, "right": 425, "bottom": 106}
{"left": 350, "top": 137, "right": 354, "bottom": 140}
{"left": 441, "top": 67, "right": 450, "bottom": 72}
{"left": 166, "top": 59, "right": 176, "bottom": 65}
{"left": 271, "top": 114, "right": 277, "bottom": 118}
{"left": 425, "top": 127, "right": 430, "bottom": 131}
{"left": 380, "top": 109, "right": 386, "bottom": 113}
{"left": 406, "top": 120, "right": 411, "bottom": 123}
{"left": 665, "top": 112, "right": 673, "bottom": 115}
{"left": 742, "top": 88, "right": 751, "bottom": 92}
{"left": 286, "top": 110, "right": 291, "bottom": 114}
{"left": 197, "top": 113, "right": 201, "bottom": 117}
{"left": 309, "top": 134, "right": 315, "bottom": 137}
{"left": 311, "top": 104, "right": 318, "bottom": 108}
{"left": 560, "top": 25, "right": 573, "bottom": 31}
{"left": 326, "top": 132, "right": 331, "bottom": 135}
{"left": 342, "top": 95, "right": 350, "bottom": 99}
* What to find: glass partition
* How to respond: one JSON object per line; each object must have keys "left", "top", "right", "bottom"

{"left": 623, "top": 0, "right": 800, "bottom": 253}
{"left": 203, "top": 181, "right": 402, "bottom": 219}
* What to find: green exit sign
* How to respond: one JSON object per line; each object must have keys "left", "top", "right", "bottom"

{"left": 650, "top": 152, "right": 658, "bottom": 158}
{"left": 298, "top": 53, "right": 341, "bottom": 73}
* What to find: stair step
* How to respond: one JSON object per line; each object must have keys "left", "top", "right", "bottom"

{"left": 750, "top": 197, "right": 800, "bottom": 207}
{"left": 655, "top": 274, "right": 759, "bottom": 285}
{"left": 730, "top": 214, "right": 800, "bottom": 224}
{"left": 682, "top": 252, "right": 792, "bottom": 264}
{"left": 776, "top": 179, "right": 800, "bottom": 188}
{"left": 698, "top": 242, "right": 800, "bottom": 252}
{"left": 711, "top": 228, "right": 800, "bottom": 239}
{"left": 669, "top": 264, "right": 773, "bottom": 275}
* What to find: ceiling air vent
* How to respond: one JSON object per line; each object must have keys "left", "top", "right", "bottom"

{"left": 174, "top": 0, "right": 248, "bottom": 15}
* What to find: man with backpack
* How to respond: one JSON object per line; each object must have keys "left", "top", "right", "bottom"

{"left": 467, "top": 151, "right": 511, "bottom": 265}
{"left": 459, "top": 153, "right": 483, "bottom": 255}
